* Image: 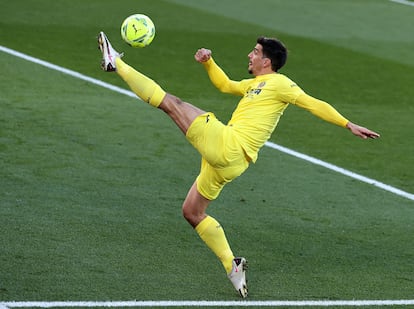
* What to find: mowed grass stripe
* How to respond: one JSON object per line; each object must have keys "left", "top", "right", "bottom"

{"left": 1, "top": 44, "right": 412, "bottom": 202}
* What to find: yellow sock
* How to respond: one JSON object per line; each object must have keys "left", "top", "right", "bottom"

{"left": 115, "top": 57, "right": 166, "bottom": 107}
{"left": 195, "top": 216, "right": 235, "bottom": 274}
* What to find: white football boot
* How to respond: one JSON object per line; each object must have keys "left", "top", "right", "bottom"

{"left": 227, "top": 257, "right": 248, "bottom": 298}
{"left": 97, "top": 31, "right": 123, "bottom": 72}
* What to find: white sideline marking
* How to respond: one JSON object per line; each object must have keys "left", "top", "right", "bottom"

{"left": 1, "top": 45, "right": 413, "bottom": 202}
{"left": 265, "top": 142, "right": 414, "bottom": 201}
{"left": 390, "top": 0, "right": 414, "bottom": 6}
{"left": 3, "top": 300, "right": 414, "bottom": 307}
{"left": 0, "top": 46, "right": 136, "bottom": 99}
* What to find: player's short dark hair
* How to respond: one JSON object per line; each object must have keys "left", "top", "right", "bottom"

{"left": 257, "top": 36, "right": 287, "bottom": 72}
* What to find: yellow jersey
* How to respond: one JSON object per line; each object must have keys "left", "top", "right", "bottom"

{"left": 203, "top": 58, "right": 348, "bottom": 162}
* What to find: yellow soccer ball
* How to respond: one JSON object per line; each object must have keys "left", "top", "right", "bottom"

{"left": 120, "top": 14, "right": 155, "bottom": 48}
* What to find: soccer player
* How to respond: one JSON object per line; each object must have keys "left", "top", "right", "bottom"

{"left": 97, "top": 32, "right": 380, "bottom": 298}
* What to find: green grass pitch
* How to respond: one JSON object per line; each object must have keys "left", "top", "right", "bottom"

{"left": 1, "top": 0, "right": 413, "bottom": 306}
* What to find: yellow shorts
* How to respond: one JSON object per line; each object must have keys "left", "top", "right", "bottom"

{"left": 186, "top": 112, "right": 249, "bottom": 200}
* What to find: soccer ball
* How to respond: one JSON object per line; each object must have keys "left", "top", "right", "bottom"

{"left": 120, "top": 14, "right": 155, "bottom": 48}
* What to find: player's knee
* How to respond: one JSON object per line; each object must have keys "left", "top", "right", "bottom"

{"left": 159, "top": 93, "right": 185, "bottom": 117}
{"left": 162, "top": 93, "right": 184, "bottom": 107}
{"left": 182, "top": 203, "right": 200, "bottom": 227}
{"left": 182, "top": 203, "right": 193, "bottom": 222}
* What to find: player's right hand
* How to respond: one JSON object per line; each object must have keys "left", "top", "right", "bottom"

{"left": 195, "top": 48, "right": 212, "bottom": 63}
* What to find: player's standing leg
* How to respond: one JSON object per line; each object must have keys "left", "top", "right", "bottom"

{"left": 182, "top": 181, "right": 248, "bottom": 298}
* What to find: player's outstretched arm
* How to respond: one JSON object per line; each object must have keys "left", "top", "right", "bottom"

{"left": 294, "top": 93, "right": 380, "bottom": 140}
{"left": 346, "top": 122, "right": 380, "bottom": 139}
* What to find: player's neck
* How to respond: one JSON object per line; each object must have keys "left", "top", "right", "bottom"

{"left": 254, "top": 67, "right": 275, "bottom": 77}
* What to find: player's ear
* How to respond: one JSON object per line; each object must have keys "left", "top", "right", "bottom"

{"left": 263, "top": 57, "right": 272, "bottom": 68}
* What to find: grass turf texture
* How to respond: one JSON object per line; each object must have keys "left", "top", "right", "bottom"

{"left": 1, "top": 0, "right": 413, "bottom": 304}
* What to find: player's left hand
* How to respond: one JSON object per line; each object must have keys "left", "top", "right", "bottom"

{"left": 346, "top": 122, "right": 380, "bottom": 139}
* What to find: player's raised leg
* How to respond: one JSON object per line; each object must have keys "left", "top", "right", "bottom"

{"left": 97, "top": 31, "right": 204, "bottom": 134}
{"left": 98, "top": 31, "right": 164, "bottom": 107}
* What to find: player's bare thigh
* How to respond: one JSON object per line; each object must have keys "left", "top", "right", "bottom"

{"left": 159, "top": 93, "right": 206, "bottom": 134}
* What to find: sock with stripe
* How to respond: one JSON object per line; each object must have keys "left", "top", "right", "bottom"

{"left": 195, "top": 216, "right": 235, "bottom": 274}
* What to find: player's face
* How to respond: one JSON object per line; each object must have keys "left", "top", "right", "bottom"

{"left": 248, "top": 44, "right": 266, "bottom": 75}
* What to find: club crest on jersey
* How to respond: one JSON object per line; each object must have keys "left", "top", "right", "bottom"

{"left": 246, "top": 81, "right": 266, "bottom": 98}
